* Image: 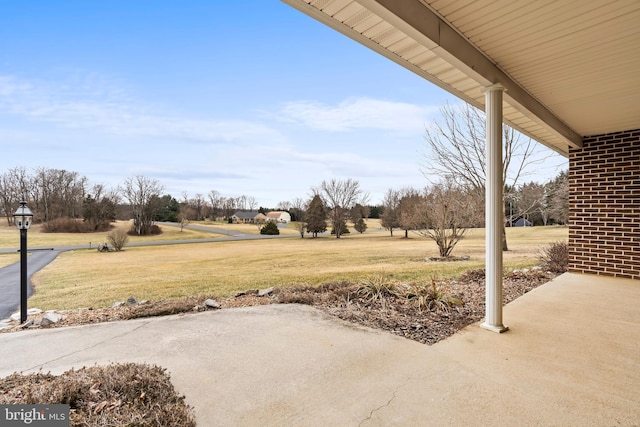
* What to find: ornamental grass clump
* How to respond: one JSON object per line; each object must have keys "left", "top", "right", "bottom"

{"left": 356, "top": 275, "right": 401, "bottom": 304}
{"left": 404, "top": 280, "right": 463, "bottom": 313}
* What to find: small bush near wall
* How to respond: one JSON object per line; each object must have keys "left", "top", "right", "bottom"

{"left": 539, "top": 241, "right": 569, "bottom": 273}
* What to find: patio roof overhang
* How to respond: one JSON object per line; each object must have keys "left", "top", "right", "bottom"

{"left": 283, "top": 0, "right": 640, "bottom": 333}
{"left": 282, "top": 0, "right": 640, "bottom": 157}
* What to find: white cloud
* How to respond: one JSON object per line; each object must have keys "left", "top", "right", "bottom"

{"left": 0, "top": 74, "right": 283, "bottom": 143}
{"left": 276, "top": 97, "right": 437, "bottom": 133}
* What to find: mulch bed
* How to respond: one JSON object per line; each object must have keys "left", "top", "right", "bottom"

{"left": 0, "top": 268, "right": 556, "bottom": 425}
{"left": 0, "top": 363, "right": 196, "bottom": 427}
{"left": 2, "top": 268, "right": 555, "bottom": 346}
{"left": 272, "top": 268, "right": 555, "bottom": 345}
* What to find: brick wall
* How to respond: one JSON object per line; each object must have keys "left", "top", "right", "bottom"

{"left": 568, "top": 129, "right": 640, "bottom": 279}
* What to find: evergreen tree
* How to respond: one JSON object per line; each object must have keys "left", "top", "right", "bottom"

{"left": 305, "top": 194, "right": 327, "bottom": 238}
{"left": 354, "top": 217, "right": 367, "bottom": 233}
{"left": 260, "top": 221, "right": 280, "bottom": 235}
{"left": 367, "top": 205, "right": 382, "bottom": 219}
{"left": 331, "top": 219, "right": 350, "bottom": 235}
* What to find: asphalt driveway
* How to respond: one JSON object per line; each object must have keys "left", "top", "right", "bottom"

{"left": 0, "top": 250, "right": 60, "bottom": 320}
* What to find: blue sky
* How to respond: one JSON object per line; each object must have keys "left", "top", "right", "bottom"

{"left": 0, "top": 1, "right": 567, "bottom": 207}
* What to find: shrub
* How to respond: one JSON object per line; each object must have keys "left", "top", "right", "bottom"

{"left": 457, "top": 268, "right": 486, "bottom": 283}
{"left": 128, "top": 224, "right": 163, "bottom": 236}
{"left": 260, "top": 221, "right": 280, "bottom": 235}
{"left": 42, "top": 217, "right": 111, "bottom": 233}
{"left": 539, "top": 241, "right": 569, "bottom": 273}
{"left": 107, "top": 229, "right": 129, "bottom": 251}
{"left": 0, "top": 363, "right": 196, "bottom": 426}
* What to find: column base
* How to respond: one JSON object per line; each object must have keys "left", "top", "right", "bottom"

{"left": 480, "top": 322, "right": 509, "bottom": 333}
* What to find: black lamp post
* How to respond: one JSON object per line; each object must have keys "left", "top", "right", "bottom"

{"left": 13, "top": 200, "right": 33, "bottom": 324}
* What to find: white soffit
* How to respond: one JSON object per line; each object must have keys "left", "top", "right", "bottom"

{"left": 282, "top": 0, "right": 640, "bottom": 157}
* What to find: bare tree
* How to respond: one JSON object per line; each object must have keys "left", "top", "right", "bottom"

{"left": 83, "top": 184, "right": 118, "bottom": 231}
{"left": 246, "top": 196, "right": 258, "bottom": 211}
{"left": 548, "top": 171, "right": 569, "bottom": 225}
{"left": 191, "top": 193, "right": 206, "bottom": 221}
{"left": 411, "top": 181, "right": 476, "bottom": 257}
{"left": 208, "top": 190, "right": 221, "bottom": 220}
{"left": 179, "top": 204, "right": 191, "bottom": 231}
{"left": 315, "top": 179, "right": 367, "bottom": 238}
{"left": 32, "top": 167, "right": 87, "bottom": 222}
{"left": 397, "top": 188, "right": 423, "bottom": 238}
{"left": 422, "top": 102, "right": 553, "bottom": 250}
{"left": 290, "top": 197, "right": 308, "bottom": 238}
{"left": 0, "top": 167, "right": 26, "bottom": 225}
{"left": 221, "top": 197, "right": 237, "bottom": 221}
{"left": 349, "top": 203, "right": 370, "bottom": 222}
{"left": 276, "top": 200, "right": 291, "bottom": 211}
{"left": 514, "top": 182, "right": 546, "bottom": 225}
{"left": 380, "top": 188, "right": 402, "bottom": 237}
{"left": 120, "top": 175, "right": 165, "bottom": 235}
{"left": 237, "top": 195, "right": 247, "bottom": 211}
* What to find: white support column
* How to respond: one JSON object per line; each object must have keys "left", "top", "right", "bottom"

{"left": 481, "top": 83, "right": 509, "bottom": 333}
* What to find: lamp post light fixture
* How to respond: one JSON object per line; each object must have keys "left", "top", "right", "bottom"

{"left": 13, "top": 200, "right": 33, "bottom": 323}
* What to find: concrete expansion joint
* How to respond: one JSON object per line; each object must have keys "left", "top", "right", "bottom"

{"left": 358, "top": 378, "right": 410, "bottom": 426}
{"left": 24, "top": 321, "right": 151, "bottom": 373}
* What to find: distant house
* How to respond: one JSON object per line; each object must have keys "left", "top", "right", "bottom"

{"left": 231, "top": 211, "right": 267, "bottom": 224}
{"left": 514, "top": 218, "right": 533, "bottom": 227}
{"left": 266, "top": 211, "right": 291, "bottom": 223}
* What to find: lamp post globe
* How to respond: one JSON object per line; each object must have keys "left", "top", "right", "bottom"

{"left": 13, "top": 200, "right": 33, "bottom": 324}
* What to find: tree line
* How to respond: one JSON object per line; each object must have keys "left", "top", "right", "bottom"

{"left": 0, "top": 165, "right": 567, "bottom": 258}
{"left": 0, "top": 100, "right": 568, "bottom": 251}
{"left": 0, "top": 168, "right": 270, "bottom": 235}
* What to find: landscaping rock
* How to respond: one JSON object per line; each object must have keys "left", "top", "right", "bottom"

{"left": 20, "top": 319, "right": 34, "bottom": 329}
{"left": 113, "top": 301, "right": 124, "bottom": 308}
{"left": 126, "top": 296, "right": 139, "bottom": 306}
{"left": 10, "top": 308, "right": 42, "bottom": 321}
{"left": 40, "top": 311, "right": 62, "bottom": 326}
{"left": 258, "top": 287, "right": 274, "bottom": 297}
{"left": 204, "top": 299, "right": 221, "bottom": 309}
{"left": 235, "top": 289, "right": 258, "bottom": 298}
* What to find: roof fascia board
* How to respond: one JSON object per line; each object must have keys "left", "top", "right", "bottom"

{"left": 361, "top": 0, "right": 582, "bottom": 148}
{"left": 282, "top": 0, "right": 582, "bottom": 151}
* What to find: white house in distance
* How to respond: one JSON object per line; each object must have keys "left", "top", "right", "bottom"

{"left": 231, "top": 211, "right": 267, "bottom": 224}
{"left": 266, "top": 211, "right": 291, "bottom": 223}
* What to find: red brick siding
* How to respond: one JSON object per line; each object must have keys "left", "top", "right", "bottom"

{"left": 568, "top": 129, "right": 640, "bottom": 279}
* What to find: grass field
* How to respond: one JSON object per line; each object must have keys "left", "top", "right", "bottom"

{"left": 195, "top": 220, "right": 301, "bottom": 235}
{"left": 28, "top": 226, "right": 568, "bottom": 311}
{"left": 0, "top": 220, "right": 225, "bottom": 248}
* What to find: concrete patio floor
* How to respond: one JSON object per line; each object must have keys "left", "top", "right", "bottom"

{"left": 0, "top": 272, "right": 638, "bottom": 426}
